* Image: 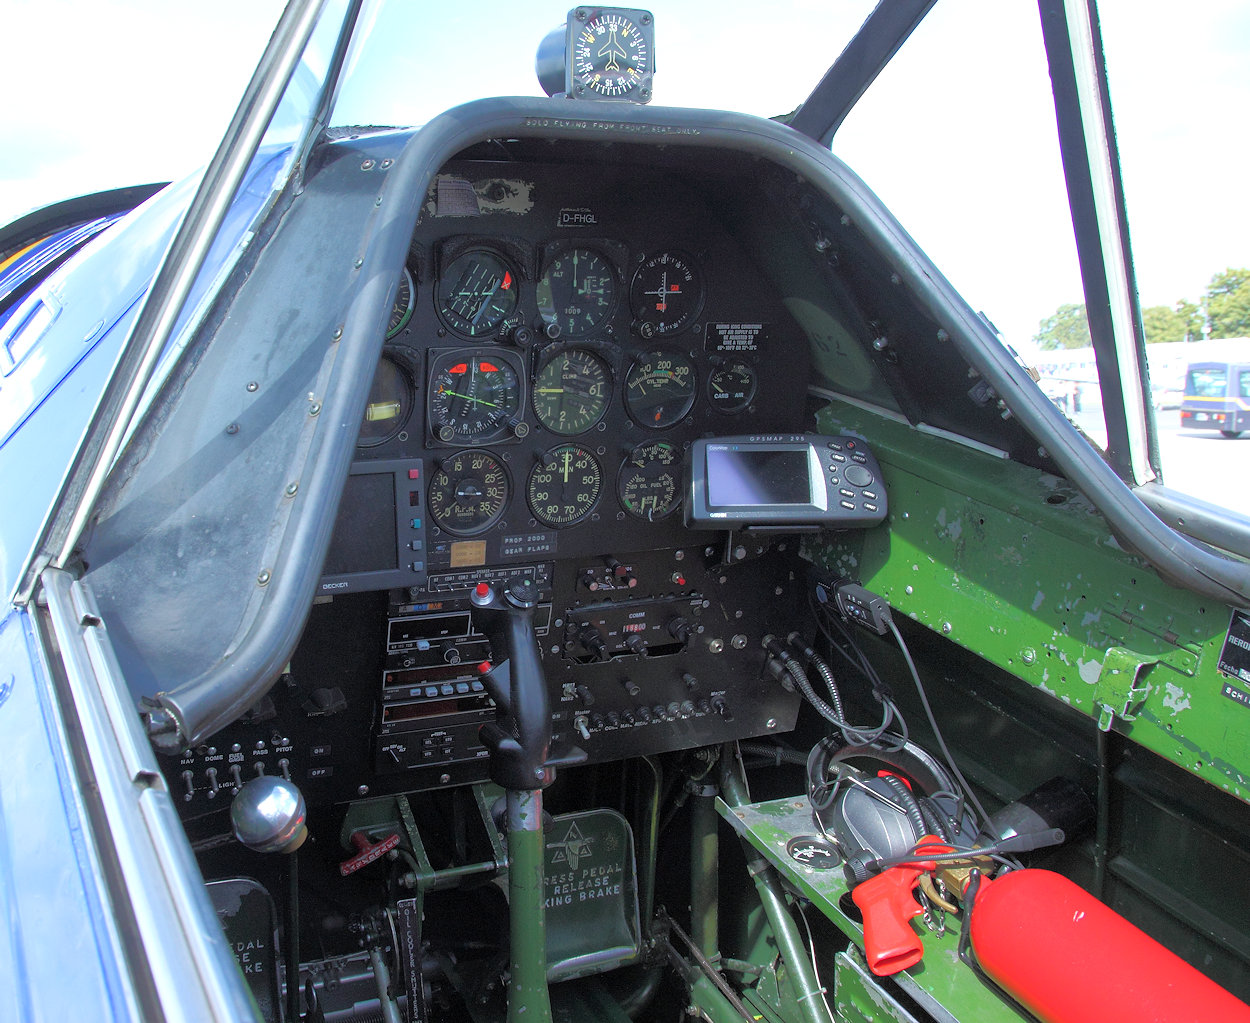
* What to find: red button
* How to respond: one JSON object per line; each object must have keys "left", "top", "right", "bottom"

{"left": 408, "top": 468, "right": 420, "bottom": 479}
{"left": 474, "top": 582, "right": 491, "bottom": 599}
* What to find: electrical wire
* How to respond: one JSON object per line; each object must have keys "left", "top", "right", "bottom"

{"left": 886, "top": 617, "right": 991, "bottom": 829}
{"left": 794, "top": 901, "right": 834, "bottom": 1020}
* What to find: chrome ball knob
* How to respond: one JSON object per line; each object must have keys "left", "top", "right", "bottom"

{"left": 230, "top": 775, "right": 308, "bottom": 854}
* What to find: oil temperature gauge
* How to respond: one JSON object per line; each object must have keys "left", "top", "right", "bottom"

{"left": 618, "top": 440, "right": 680, "bottom": 520}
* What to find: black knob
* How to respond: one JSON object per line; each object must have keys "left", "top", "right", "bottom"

{"left": 625, "top": 633, "right": 648, "bottom": 657}
{"left": 668, "top": 617, "right": 693, "bottom": 644}
{"left": 621, "top": 677, "right": 641, "bottom": 698}
{"left": 578, "top": 625, "right": 608, "bottom": 661}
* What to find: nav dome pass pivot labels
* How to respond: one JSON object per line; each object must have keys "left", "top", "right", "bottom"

{"left": 684, "top": 434, "right": 887, "bottom": 529}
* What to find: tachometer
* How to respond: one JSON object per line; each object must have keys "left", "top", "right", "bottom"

{"left": 629, "top": 251, "right": 703, "bottom": 336}
{"left": 428, "top": 450, "right": 510, "bottom": 536}
{"left": 618, "top": 440, "right": 680, "bottom": 520}
{"left": 533, "top": 347, "right": 612, "bottom": 434}
{"left": 527, "top": 445, "right": 602, "bottom": 528}
{"left": 358, "top": 356, "right": 412, "bottom": 447}
{"left": 624, "top": 348, "right": 697, "bottom": 428}
{"left": 537, "top": 247, "right": 618, "bottom": 337}
{"left": 428, "top": 350, "right": 522, "bottom": 443}
{"left": 437, "top": 250, "right": 519, "bottom": 338}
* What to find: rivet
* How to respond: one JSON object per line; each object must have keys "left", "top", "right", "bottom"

{"left": 354, "top": 258, "right": 364, "bottom": 269}
{"left": 1022, "top": 649, "right": 1036, "bottom": 665}
{"left": 358, "top": 785, "right": 369, "bottom": 796}
{"left": 308, "top": 402, "right": 321, "bottom": 416}
{"left": 257, "top": 570, "right": 271, "bottom": 586}
{"left": 226, "top": 423, "right": 240, "bottom": 435}
{"left": 332, "top": 326, "right": 343, "bottom": 341}
{"left": 941, "top": 621, "right": 952, "bottom": 634}
{"left": 379, "top": 159, "right": 392, "bottom": 169}
{"left": 285, "top": 482, "right": 299, "bottom": 497}
{"left": 361, "top": 159, "right": 375, "bottom": 171}
{"left": 246, "top": 381, "right": 259, "bottom": 392}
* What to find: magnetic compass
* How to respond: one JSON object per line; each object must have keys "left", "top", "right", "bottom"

{"left": 568, "top": 9, "right": 654, "bottom": 102}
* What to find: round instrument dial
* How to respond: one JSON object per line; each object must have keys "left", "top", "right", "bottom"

{"left": 618, "top": 440, "right": 680, "bottom": 520}
{"left": 533, "top": 347, "right": 612, "bottom": 434}
{"left": 707, "top": 360, "right": 757, "bottom": 414}
{"left": 428, "top": 352, "right": 521, "bottom": 443}
{"left": 624, "top": 349, "right": 697, "bottom": 428}
{"left": 527, "top": 445, "right": 602, "bottom": 528}
{"left": 537, "top": 247, "right": 617, "bottom": 337}
{"left": 358, "top": 356, "right": 411, "bottom": 447}
{"left": 437, "top": 250, "right": 519, "bottom": 337}
{"left": 629, "top": 251, "right": 703, "bottom": 336}
{"left": 387, "top": 267, "right": 415, "bottom": 339}
{"left": 428, "top": 450, "right": 509, "bottom": 536}
{"left": 570, "top": 11, "right": 652, "bottom": 100}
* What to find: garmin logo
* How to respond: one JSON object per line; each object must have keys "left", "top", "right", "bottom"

{"left": 321, "top": 581, "right": 350, "bottom": 591}
{"left": 558, "top": 208, "right": 597, "bottom": 228}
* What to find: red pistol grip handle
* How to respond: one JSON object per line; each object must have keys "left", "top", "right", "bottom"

{"left": 852, "top": 865, "right": 926, "bottom": 976}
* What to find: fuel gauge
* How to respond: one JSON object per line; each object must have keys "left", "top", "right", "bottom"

{"left": 618, "top": 440, "right": 680, "bottom": 520}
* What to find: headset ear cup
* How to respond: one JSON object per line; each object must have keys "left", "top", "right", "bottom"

{"left": 846, "top": 851, "right": 876, "bottom": 885}
{"left": 810, "top": 732, "right": 967, "bottom": 870}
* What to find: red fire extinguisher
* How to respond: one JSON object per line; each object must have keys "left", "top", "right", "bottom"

{"left": 970, "top": 869, "right": 1250, "bottom": 1022}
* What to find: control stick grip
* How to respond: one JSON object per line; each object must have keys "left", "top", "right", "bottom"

{"left": 471, "top": 580, "right": 553, "bottom": 790}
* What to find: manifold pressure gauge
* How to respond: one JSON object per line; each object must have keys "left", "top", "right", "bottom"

{"left": 537, "top": 8, "right": 655, "bottom": 103}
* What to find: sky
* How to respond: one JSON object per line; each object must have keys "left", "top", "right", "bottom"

{"left": 3, "top": 0, "right": 1247, "bottom": 352}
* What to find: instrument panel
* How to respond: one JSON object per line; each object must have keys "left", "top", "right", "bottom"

{"left": 322, "top": 158, "right": 810, "bottom": 595}
{"left": 172, "top": 155, "right": 823, "bottom": 823}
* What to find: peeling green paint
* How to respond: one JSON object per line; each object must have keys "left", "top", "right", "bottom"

{"left": 809, "top": 401, "right": 1250, "bottom": 804}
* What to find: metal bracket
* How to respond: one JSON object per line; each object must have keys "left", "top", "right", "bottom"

{"left": 1094, "top": 646, "right": 1158, "bottom": 731}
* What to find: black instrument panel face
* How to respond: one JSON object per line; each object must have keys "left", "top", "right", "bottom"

{"left": 333, "top": 158, "right": 810, "bottom": 581}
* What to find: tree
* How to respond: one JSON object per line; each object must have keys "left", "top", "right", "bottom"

{"left": 1033, "top": 303, "right": 1091, "bottom": 350}
{"left": 1142, "top": 303, "right": 1201, "bottom": 344}
{"left": 1205, "top": 268, "right": 1250, "bottom": 339}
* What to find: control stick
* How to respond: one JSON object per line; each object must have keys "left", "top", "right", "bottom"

{"left": 471, "top": 578, "right": 554, "bottom": 791}
{"left": 231, "top": 776, "right": 307, "bottom": 1023}
{"left": 470, "top": 577, "right": 557, "bottom": 1023}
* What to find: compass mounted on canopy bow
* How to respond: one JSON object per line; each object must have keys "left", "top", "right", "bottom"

{"left": 536, "top": 7, "right": 656, "bottom": 104}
